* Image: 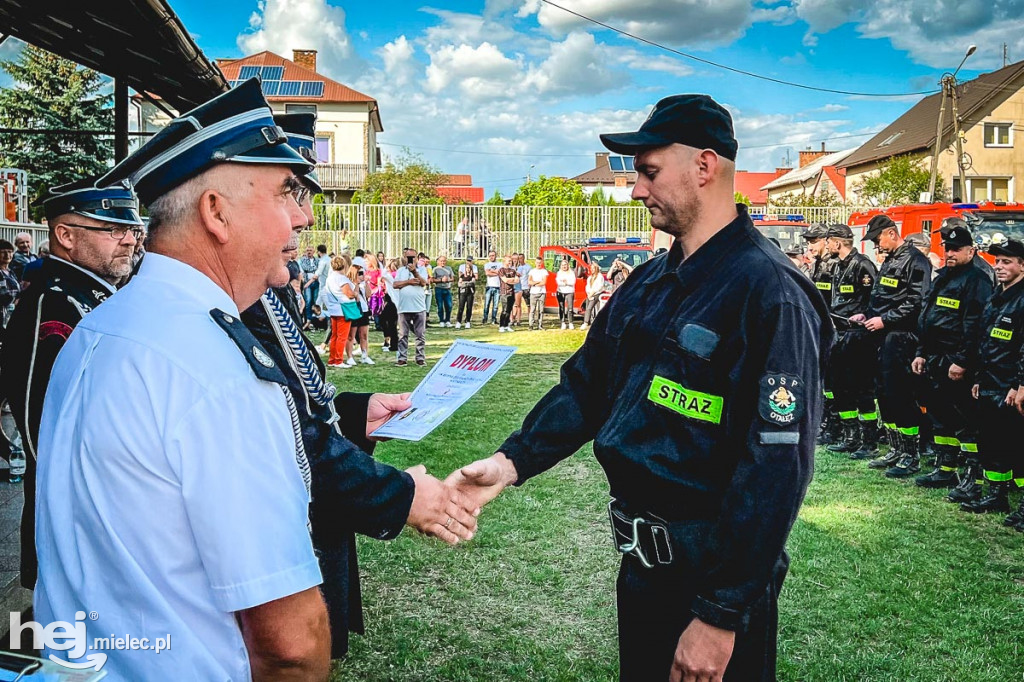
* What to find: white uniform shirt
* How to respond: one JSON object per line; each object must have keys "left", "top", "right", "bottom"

{"left": 35, "top": 253, "right": 321, "bottom": 682}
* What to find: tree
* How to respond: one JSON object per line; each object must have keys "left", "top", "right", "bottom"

{"left": 352, "top": 150, "right": 447, "bottom": 205}
{"left": 854, "top": 155, "right": 948, "bottom": 206}
{"left": 768, "top": 185, "right": 844, "bottom": 208}
{"left": 511, "top": 175, "right": 586, "bottom": 206}
{"left": 484, "top": 189, "right": 505, "bottom": 205}
{"left": 0, "top": 45, "right": 113, "bottom": 220}
{"left": 734, "top": 191, "right": 751, "bottom": 206}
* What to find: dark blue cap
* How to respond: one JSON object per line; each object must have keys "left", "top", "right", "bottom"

{"left": 989, "top": 239, "right": 1024, "bottom": 259}
{"left": 100, "top": 78, "right": 312, "bottom": 205}
{"left": 274, "top": 112, "right": 322, "bottom": 195}
{"left": 599, "top": 94, "right": 738, "bottom": 160}
{"left": 864, "top": 214, "right": 897, "bottom": 242}
{"left": 43, "top": 176, "right": 142, "bottom": 225}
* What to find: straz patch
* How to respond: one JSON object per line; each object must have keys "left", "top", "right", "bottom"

{"left": 991, "top": 327, "right": 1013, "bottom": 341}
{"left": 815, "top": 282, "right": 832, "bottom": 290}
{"left": 840, "top": 284, "right": 855, "bottom": 294}
{"left": 936, "top": 297, "right": 960, "bottom": 309}
{"left": 759, "top": 373, "right": 804, "bottom": 425}
{"left": 647, "top": 376, "right": 723, "bottom": 425}
{"left": 880, "top": 277, "right": 899, "bottom": 288}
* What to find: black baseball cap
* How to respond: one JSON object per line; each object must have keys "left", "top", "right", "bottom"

{"left": 989, "top": 239, "right": 1024, "bottom": 259}
{"left": 827, "top": 223, "right": 853, "bottom": 239}
{"left": 864, "top": 214, "right": 897, "bottom": 242}
{"left": 600, "top": 94, "right": 738, "bottom": 160}
{"left": 801, "top": 223, "right": 829, "bottom": 240}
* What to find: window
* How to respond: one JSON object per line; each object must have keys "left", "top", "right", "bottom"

{"left": 953, "top": 177, "right": 1013, "bottom": 202}
{"left": 315, "top": 137, "right": 330, "bottom": 164}
{"left": 285, "top": 104, "right": 318, "bottom": 115}
{"left": 984, "top": 122, "right": 1012, "bottom": 147}
{"left": 607, "top": 155, "right": 634, "bottom": 172}
{"left": 877, "top": 130, "right": 904, "bottom": 147}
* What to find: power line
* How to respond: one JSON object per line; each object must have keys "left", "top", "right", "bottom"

{"left": 538, "top": 0, "right": 940, "bottom": 98}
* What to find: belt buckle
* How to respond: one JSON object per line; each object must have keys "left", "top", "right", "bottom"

{"left": 607, "top": 500, "right": 673, "bottom": 569}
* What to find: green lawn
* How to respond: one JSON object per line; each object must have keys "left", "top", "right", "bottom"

{"left": 318, "top": 320, "right": 1024, "bottom": 682}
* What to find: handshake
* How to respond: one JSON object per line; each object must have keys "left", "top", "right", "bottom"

{"left": 403, "top": 453, "right": 519, "bottom": 544}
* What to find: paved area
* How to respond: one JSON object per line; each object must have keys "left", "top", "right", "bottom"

{"left": 0, "top": 474, "right": 32, "bottom": 638}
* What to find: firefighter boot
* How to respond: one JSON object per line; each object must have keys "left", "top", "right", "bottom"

{"left": 818, "top": 406, "right": 840, "bottom": 445}
{"left": 947, "top": 459, "right": 983, "bottom": 504}
{"left": 885, "top": 433, "right": 920, "bottom": 478}
{"left": 1003, "top": 494, "right": 1024, "bottom": 528}
{"left": 960, "top": 481, "right": 1011, "bottom": 513}
{"left": 914, "top": 444, "right": 959, "bottom": 488}
{"left": 868, "top": 429, "right": 901, "bottom": 469}
{"left": 849, "top": 420, "right": 879, "bottom": 460}
{"left": 827, "top": 421, "right": 858, "bottom": 453}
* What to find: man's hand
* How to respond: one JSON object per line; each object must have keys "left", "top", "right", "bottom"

{"left": 911, "top": 357, "right": 925, "bottom": 375}
{"left": 863, "top": 316, "right": 885, "bottom": 332}
{"left": 1005, "top": 387, "right": 1017, "bottom": 407}
{"left": 1015, "top": 385, "right": 1024, "bottom": 417}
{"left": 848, "top": 313, "right": 866, "bottom": 324}
{"left": 948, "top": 363, "right": 967, "bottom": 382}
{"left": 972, "top": 383, "right": 980, "bottom": 400}
{"left": 445, "top": 452, "right": 519, "bottom": 513}
{"left": 405, "top": 465, "right": 478, "bottom": 544}
{"left": 365, "top": 392, "right": 412, "bottom": 441}
{"left": 669, "top": 618, "right": 736, "bottom": 682}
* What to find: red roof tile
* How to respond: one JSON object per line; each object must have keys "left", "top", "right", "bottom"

{"left": 437, "top": 187, "right": 485, "bottom": 204}
{"left": 216, "top": 51, "right": 376, "bottom": 104}
{"left": 444, "top": 174, "right": 473, "bottom": 186}
{"left": 734, "top": 171, "right": 775, "bottom": 205}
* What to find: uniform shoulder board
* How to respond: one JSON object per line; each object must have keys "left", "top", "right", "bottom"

{"left": 209, "top": 308, "right": 289, "bottom": 385}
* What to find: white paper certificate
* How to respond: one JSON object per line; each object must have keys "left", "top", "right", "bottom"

{"left": 370, "top": 339, "right": 517, "bottom": 441}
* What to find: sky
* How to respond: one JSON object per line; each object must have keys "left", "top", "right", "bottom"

{"left": 10, "top": 0, "right": 1024, "bottom": 198}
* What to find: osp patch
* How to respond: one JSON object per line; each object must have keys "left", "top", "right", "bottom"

{"left": 759, "top": 373, "right": 804, "bottom": 425}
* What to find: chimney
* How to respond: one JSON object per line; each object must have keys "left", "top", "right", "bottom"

{"left": 595, "top": 152, "right": 610, "bottom": 168}
{"left": 292, "top": 49, "right": 318, "bottom": 72}
{"left": 774, "top": 167, "right": 792, "bottom": 178}
{"left": 798, "top": 144, "right": 832, "bottom": 168}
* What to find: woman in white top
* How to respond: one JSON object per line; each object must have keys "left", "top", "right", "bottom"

{"left": 555, "top": 259, "right": 577, "bottom": 330}
{"left": 346, "top": 263, "right": 375, "bottom": 365}
{"left": 324, "top": 254, "right": 356, "bottom": 368}
{"left": 582, "top": 262, "right": 606, "bottom": 330}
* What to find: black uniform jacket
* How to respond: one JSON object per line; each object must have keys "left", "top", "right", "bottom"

{"left": 240, "top": 296, "right": 414, "bottom": 657}
{"left": 830, "top": 250, "right": 877, "bottom": 320}
{"left": 867, "top": 241, "right": 932, "bottom": 331}
{"left": 499, "top": 207, "right": 833, "bottom": 631}
{"left": 0, "top": 256, "right": 114, "bottom": 588}
{"left": 973, "top": 279, "right": 1024, "bottom": 392}
{"left": 915, "top": 262, "right": 993, "bottom": 370}
{"left": 810, "top": 256, "right": 836, "bottom": 308}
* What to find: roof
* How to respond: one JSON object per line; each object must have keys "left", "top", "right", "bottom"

{"left": 821, "top": 166, "right": 847, "bottom": 201}
{"left": 444, "top": 174, "right": 473, "bottom": 186}
{"left": 0, "top": 0, "right": 228, "bottom": 112}
{"left": 437, "top": 186, "right": 484, "bottom": 204}
{"left": 217, "top": 51, "right": 382, "bottom": 131}
{"left": 762, "top": 149, "right": 857, "bottom": 190}
{"left": 734, "top": 171, "right": 776, "bottom": 204}
{"left": 839, "top": 59, "right": 1024, "bottom": 169}
{"left": 570, "top": 165, "right": 636, "bottom": 185}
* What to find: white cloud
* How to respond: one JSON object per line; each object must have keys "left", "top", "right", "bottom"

{"left": 525, "top": 32, "right": 629, "bottom": 95}
{"left": 376, "top": 36, "right": 419, "bottom": 88}
{"left": 424, "top": 42, "right": 523, "bottom": 101}
{"left": 237, "top": 0, "right": 364, "bottom": 79}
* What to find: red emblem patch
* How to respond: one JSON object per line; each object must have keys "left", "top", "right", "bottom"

{"left": 38, "top": 321, "right": 74, "bottom": 341}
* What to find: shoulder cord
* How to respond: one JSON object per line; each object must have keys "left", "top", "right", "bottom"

{"left": 279, "top": 385, "right": 313, "bottom": 521}
{"left": 262, "top": 288, "right": 337, "bottom": 408}
{"left": 21, "top": 295, "right": 46, "bottom": 462}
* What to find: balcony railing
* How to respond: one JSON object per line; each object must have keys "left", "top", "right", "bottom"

{"left": 316, "top": 163, "right": 367, "bottom": 190}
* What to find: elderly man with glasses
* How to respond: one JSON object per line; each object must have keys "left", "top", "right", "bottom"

{"left": 0, "top": 176, "right": 144, "bottom": 592}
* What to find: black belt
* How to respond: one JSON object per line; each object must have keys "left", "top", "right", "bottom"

{"left": 607, "top": 499, "right": 674, "bottom": 568}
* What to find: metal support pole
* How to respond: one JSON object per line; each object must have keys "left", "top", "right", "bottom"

{"left": 927, "top": 78, "right": 948, "bottom": 202}
{"left": 114, "top": 78, "right": 129, "bottom": 162}
{"left": 950, "top": 80, "right": 967, "bottom": 201}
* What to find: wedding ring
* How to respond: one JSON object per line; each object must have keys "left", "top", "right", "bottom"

{"left": 444, "top": 517, "right": 454, "bottom": 529}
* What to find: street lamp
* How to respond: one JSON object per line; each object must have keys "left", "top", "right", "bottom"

{"left": 928, "top": 45, "right": 977, "bottom": 203}
{"left": 527, "top": 164, "right": 536, "bottom": 183}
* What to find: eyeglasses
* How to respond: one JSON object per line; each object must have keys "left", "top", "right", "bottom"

{"left": 60, "top": 222, "right": 144, "bottom": 241}
{"left": 357, "top": 271, "right": 365, "bottom": 277}
{"left": 284, "top": 176, "right": 311, "bottom": 207}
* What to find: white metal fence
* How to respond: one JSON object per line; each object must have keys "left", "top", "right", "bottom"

{"left": 0, "top": 222, "right": 48, "bottom": 248}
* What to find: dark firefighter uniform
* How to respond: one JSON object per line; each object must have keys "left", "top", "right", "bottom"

{"left": 239, "top": 113, "right": 416, "bottom": 657}
{"left": 0, "top": 179, "right": 142, "bottom": 589}
{"left": 960, "top": 239, "right": 1024, "bottom": 522}
{"left": 862, "top": 215, "right": 932, "bottom": 476}
{"left": 913, "top": 226, "right": 992, "bottom": 490}
{"left": 823, "top": 223, "right": 879, "bottom": 458}
{"left": 804, "top": 224, "right": 840, "bottom": 444}
{"left": 499, "top": 205, "right": 832, "bottom": 681}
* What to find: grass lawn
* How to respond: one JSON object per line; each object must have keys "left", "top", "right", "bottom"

{"left": 318, "top": 320, "right": 1024, "bottom": 682}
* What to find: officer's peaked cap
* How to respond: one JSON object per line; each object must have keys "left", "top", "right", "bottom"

{"left": 826, "top": 223, "right": 853, "bottom": 239}
{"left": 274, "top": 112, "right": 323, "bottom": 195}
{"left": 863, "top": 214, "right": 897, "bottom": 241}
{"left": 99, "top": 78, "right": 312, "bottom": 205}
{"left": 940, "top": 216, "right": 969, "bottom": 233}
{"left": 801, "top": 223, "right": 829, "bottom": 240}
{"left": 42, "top": 176, "right": 142, "bottom": 226}
{"left": 989, "top": 238, "right": 1024, "bottom": 259}
{"left": 600, "top": 94, "right": 738, "bottom": 160}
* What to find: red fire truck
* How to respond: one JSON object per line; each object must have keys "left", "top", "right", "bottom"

{"left": 651, "top": 213, "right": 810, "bottom": 253}
{"left": 848, "top": 202, "right": 1024, "bottom": 259}
{"left": 538, "top": 237, "right": 653, "bottom": 315}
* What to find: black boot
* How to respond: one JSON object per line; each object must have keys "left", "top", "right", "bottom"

{"left": 947, "top": 459, "right": 983, "bottom": 504}
{"left": 886, "top": 433, "right": 920, "bottom": 478}
{"left": 868, "top": 429, "right": 901, "bottom": 469}
{"left": 960, "top": 481, "right": 1011, "bottom": 513}
{"left": 818, "top": 406, "right": 840, "bottom": 445}
{"left": 827, "top": 421, "right": 858, "bottom": 453}
{"left": 915, "top": 444, "right": 959, "bottom": 488}
{"left": 849, "top": 420, "right": 879, "bottom": 460}
{"left": 1003, "top": 494, "right": 1024, "bottom": 528}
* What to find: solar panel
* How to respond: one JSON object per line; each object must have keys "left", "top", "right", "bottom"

{"left": 299, "top": 81, "right": 324, "bottom": 97}
{"left": 239, "top": 66, "right": 260, "bottom": 79}
{"left": 260, "top": 66, "right": 284, "bottom": 80}
{"left": 261, "top": 80, "right": 281, "bottom": 96}
{"left": 278, "top": 81, "right": 301, "bottom": 96}
{"left": 228, "top": 80, "right": 242, "bottom": 88}
{"left": 608, "top": 156, "right": 624, "bottom": 172}
{"left": 623, "top": 156, "right": 635, "bottom": 172}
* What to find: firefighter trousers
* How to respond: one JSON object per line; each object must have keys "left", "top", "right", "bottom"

{"left": 876, "top": 330, "right": 921, "bottom": 433}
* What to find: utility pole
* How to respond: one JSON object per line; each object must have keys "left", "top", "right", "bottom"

{"left": 950, "top": 80, "right": 967, "bottom": 199}
{"left": 1004, "top": 43, "right": 1009, "bottom": 68}
{"left": 927, "top": 78, "right": 947, "bottom": 202}
{"left": 928, "top": 45, "right": 976, "bottom": 202}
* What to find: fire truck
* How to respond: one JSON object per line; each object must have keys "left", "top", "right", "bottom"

{"left": 1, "top": 169, "right": 29, "bottom": 223}
{"left": 848, "top": 202, "right": 1024, "bottom": 258}
{"left": 538, "top": 237, "right": 652, "bottom": 315}
{"left": 651, "top": 213, "right": 810, "bottom": 253}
